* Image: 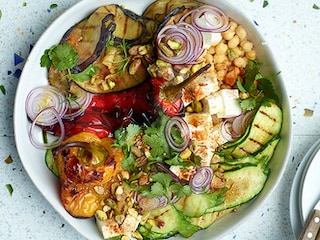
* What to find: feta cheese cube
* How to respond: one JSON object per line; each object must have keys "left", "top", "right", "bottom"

{"left": 202, "top": 93, "right": 224, "bottom": 115}
{"left": 182, "top": 73, "right": 219, "bottom": 106}
{"left": 217, "top": 89, "right": 242, "bottom": 118}
{"left": 202, "top": 89, "right": 242, "bottom": 118}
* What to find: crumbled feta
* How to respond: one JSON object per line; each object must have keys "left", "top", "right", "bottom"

{"left": 182, "top": 73, "right": 219, "bottom": 106}
{"left": 202, "top": 89, "right": 242, "bottom": 118}
{"left": 202, "top": 32, "right": 222, "bottom": 49}
{"left": 95, "top": 210, "right": 142, "bottom": 239}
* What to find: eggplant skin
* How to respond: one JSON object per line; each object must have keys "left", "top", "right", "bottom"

{"left": 143, "top": 0, "right": 203, "bottom": 23}
{"left": 48, "top": 4, "right": 157, "bottom": 94}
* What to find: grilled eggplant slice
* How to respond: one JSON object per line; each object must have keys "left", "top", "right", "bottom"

{"left": 143, "top": 0, "right": 203, "bottom": 23}
{"left": 48, "top": 4, "right": 157, "bottom": 94}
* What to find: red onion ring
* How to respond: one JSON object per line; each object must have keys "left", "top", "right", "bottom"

{"left": 189, "top": 166, "right": 213, "bottom": 194}
{"left": 156, "top": 22, "right": 204, "bottom": 65}
{"left": 25, "top": 86, "right": 67, "bottom": 126}
{"left": 136, "top": 195, "right": 168, "bottom": 211}
{"left": 29, "top": 107, "right": 65, "bottom": 149}
{"left": 180, "top": 5, "right": 230, "bottom": 33}
{"left": 221, "top": 119, "right": 240, "bottom": 142}
{"left": 165, "top": 116, "right": 190, "bottom": 152}
{"left": 232, "top": 110, "right": 255, "bottom": 135}
{"left": 63, "top": 90, "right": 94, "bottom": 120}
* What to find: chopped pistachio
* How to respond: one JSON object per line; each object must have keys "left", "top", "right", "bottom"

{"left": 127, "top": 208, "right": 138, "bottom": 218}
{"left": 156, "top": 59, "right": 171, "bottom": 68}
{"left": 159, "top": 42, "right": 174, "bottom": 57}
{"left": 96, "top": 210, "right": 108, "bottom": 221}
{"left": 115, "top": 185, "right": 124, "bottom": 195}
{"left": 179, "top": 148, "right": 192, "bottom": 159}
{"left": 115, "top": 214, "right": 125, "bottom": 224}
{"left": 108, "top": 80, "right": 116, "bottom": 89}
{"left": 129, "top": 59, "right": 142, "bottom": 75}
{"left": 94, "top": 186, "right": 105, "bottom": 195}
{"left": 191, "top": 100, "right": 203, "bottom": 113}
{"left": 167, "top": 39, "right": 182, "bottom": 50}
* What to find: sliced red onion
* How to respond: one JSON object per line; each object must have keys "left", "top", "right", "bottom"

{"left": 221, "top": 119, "right": 239, "bottom": 142}
{"left": 155, "top": 162, "right": 184, "bottom": 184}
{"left": 29, "top": 107, "right": 65, "bottom": 149}
{"left": 232, "top": 110, "right": 255, "bottom": 135}
{"left": 63, "top": 91, "right": 94, "bottom": 120}
{"left": 156, "top": 22, "right": 204, "bottom": 65}
{"left": 189, "top": 166, "right": 213, "bottom": 194}
{"left": 25, "top": 86, "right": 67, "bottom": 126}
{"left": 136, "top": 195, "right": 168, "bottom": 211}
{"left": 165, "top": 116, "right": 190, "bottom": 152}
{"left": 180, "top": 5, "right": 230, "bottom": 33}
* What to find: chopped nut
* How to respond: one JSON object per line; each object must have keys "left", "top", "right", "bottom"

{"left": 115, "top": 214, "right": 125, "bottom": 224}
{"left": 115, "top": 185, "right": 124, "bottom": 195}
{"left": 135, "top": 156, "right": 148, "bottom": 168}
{"left": 96, "top": 210, "right": 108, "bottom": 221}
{"left": 131, "top": 146, "right": 142, "bottom": 157}
{"left": 129, "top": 59, "right": 142, "bottom": 75}
{"left": 103, "top": 205, "right": 111, "bottom": 212}
{"left": 108, "top": 80, "right": 116, "bottom": 89}
{"left": 121, "top": 170, "right": 130, "bottom": 180}
{"left": 159, "top": 42, "right": 174, "bottom": 57}
{"left": 104, "top": 198, "right": 117, "bottom": 209}
{"left": 179, "top": 148, "right": 192, "bottom": 159}
{"left": 138, "top": 173, "right": 149, "bottom": 186}
{"left": 127, "top": 208, "right": 139, "bottom": 218}
{"left": 131, "top": 231, "right": 143, "bottom": 240}
{"left": 121, "top": 236, "right": 131, "bottom": 240}
{"left": 167, "top": 39, "right": 182, "bottom": 50}
{"left": 94, "top": 186, "right": 105, "bottom": 195}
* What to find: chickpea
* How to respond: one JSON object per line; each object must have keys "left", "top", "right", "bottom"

{"left": 215, "top": 63, "right": 227, "bottom": 71}
{"left": 246, "top": 49, "right": 257, "bottom": 60}
{"left": 207, "top": 45, "right": 216, "bottom": 55}
{"left": 233, "top": 57, "right": 247, "bottom": 68}
{"left": 235, "top": 25, "right": 247, "bottom": 40}
{"left": 229, "top": 21, "right": 238, "bottom": 31}
{"left": 217, "top": 69, "right": 227, "bottom": 80}
{"left": 232, "top": 46, "right": 244, "bottom": 57}
{"left": 213, "top": 54, "right": 227, "bottom": 64}
{"left": 228, "top": 35, "right": 240, "bottom": 49}
{"left": 215, "top": 41, "right": 228, "bottom": 55}
{"left": 221, "top": 28, "right": 235, "bottom": 41}
{"left": 204, "top": 53, "right": 213, "bottom": 64}
{"left": 240, "top": 40, "right": 253, "bottom": 52}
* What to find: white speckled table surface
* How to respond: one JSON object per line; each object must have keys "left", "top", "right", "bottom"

{"left": 0, "top": 0, "right": 320, "bottom": 239}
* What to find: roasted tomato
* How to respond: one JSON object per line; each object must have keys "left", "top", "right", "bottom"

{"left": 150, "top": 77, "right": 184, "bottom": 117}
{"left": 55, "top": 132, "right": 124, "bottom": 218}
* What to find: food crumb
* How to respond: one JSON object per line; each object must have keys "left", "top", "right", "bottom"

{"left": 304, "top": 108, "right": 314, "bottom": 117}
{"left": 5, "top": 155, "right": 13, "bottom": 164}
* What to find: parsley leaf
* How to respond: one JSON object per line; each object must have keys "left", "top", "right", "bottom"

{"left": 114, "top": 124, "right": 142, "bottom": 171}
{"left": 71, "top": 64, "right": 99, "bottom": 82}
{"left": 237, "top": 60, "right": 280, "bottom": 110}
{"left": 40, "top": 43, "right": 78, "bottom": 70}
{"left": 141, "top": 172, "right": 191, "bottom": 200}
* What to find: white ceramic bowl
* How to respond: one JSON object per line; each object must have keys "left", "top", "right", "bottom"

{"left": 13, "top": 0, "right": 292, "bottom": 239}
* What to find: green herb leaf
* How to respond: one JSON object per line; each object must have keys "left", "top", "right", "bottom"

{"left": 239, "top": 97, "right": 258, "bottom": 111}
{"left": 40, "top": 43, "right": 78, "bottom": 71}
{"left": 0, "top": 85, "right": 6, "bottom": 95}
{"left": 5, "top": 184, "right": 13, "bottom": 196}
{"left": 71, "top": 64, "right": 99, "bottom": 82}
{"left": 50, "top": 4, "right": 58, "bottom": 9}
{"left": 263, "top": 0, "right": 269, "bottom": 8}
{"left": 0, "top": 10, "right": 2, "bottom": 21}
{"left": 313, "top": 4, "right": 320, "bottom": 10}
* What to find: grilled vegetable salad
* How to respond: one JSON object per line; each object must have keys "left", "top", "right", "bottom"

{"left": 26, "top": 0, "right": 283, "bottom": 239}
